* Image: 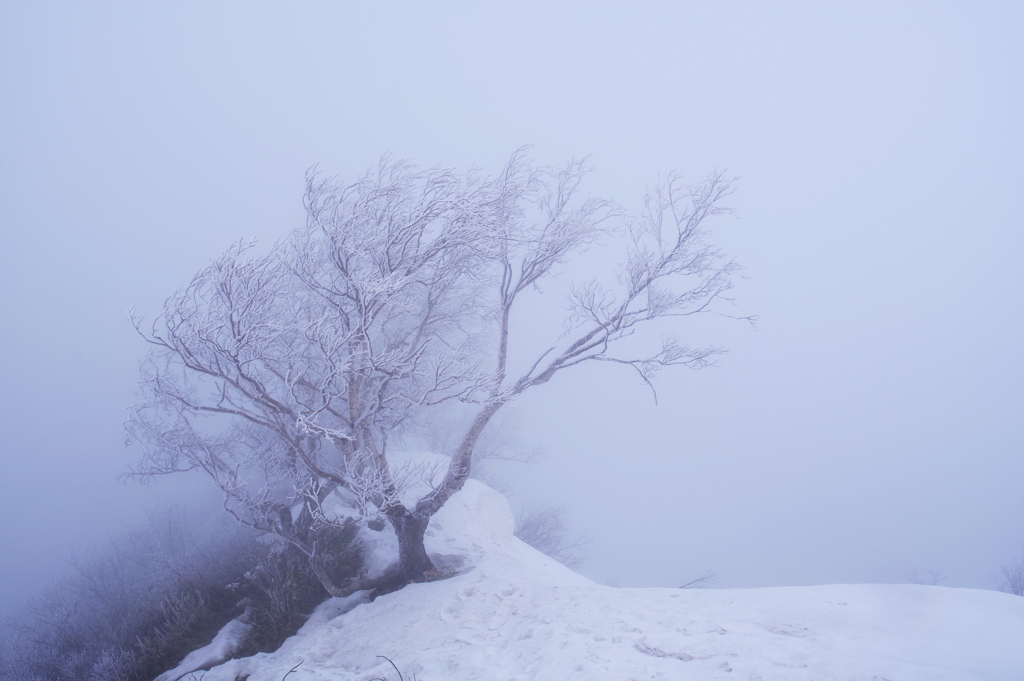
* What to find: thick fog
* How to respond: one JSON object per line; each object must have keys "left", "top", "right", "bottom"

{"left": 1, "top": 3, "right": 1022, "bottom": 616}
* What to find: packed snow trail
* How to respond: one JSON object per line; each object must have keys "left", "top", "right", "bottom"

{"left": 190, "top": 454, "right": 1024, "bottom": 681}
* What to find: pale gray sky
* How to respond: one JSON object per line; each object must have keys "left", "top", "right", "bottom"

{"left": 2, "top": 2, "right": 1022, "bottom": 614}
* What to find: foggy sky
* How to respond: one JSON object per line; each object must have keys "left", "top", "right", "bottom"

{"left": 1, "top": 2, "right": 1022, "bottom": 616}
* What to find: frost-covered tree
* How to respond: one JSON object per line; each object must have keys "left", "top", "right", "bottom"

{"left": 128, "top": 149, "right": 745, "bottom": 594}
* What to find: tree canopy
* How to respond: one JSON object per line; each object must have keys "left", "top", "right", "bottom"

{"left": 127, "top": 150, "right": 744, "bottom": 593}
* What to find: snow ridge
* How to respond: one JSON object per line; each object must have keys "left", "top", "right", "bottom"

{"left": 190, "top": 458, "right": 1024, "bottom": 681}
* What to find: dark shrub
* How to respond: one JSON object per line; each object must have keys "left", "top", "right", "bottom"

{"left": 0, "top": 508, "right": 362, "bottom": 681}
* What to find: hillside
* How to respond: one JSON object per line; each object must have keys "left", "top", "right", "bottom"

{"left": 190, "top": 470, "right": 1024, "bottom": 681}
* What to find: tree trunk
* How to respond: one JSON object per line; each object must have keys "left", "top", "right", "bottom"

{"left": 389, "top": 509, "right": 435, "bottom": 581}
{"left": 415, "top": 399, "right": 506, "bottom": 518}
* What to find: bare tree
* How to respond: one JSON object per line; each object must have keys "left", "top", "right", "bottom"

{"left": 999, "top": 558, "right": 1024, "bottom": 596}
{"left": 128, "top": 149, "right": 745, "bottom": 594}
{"left": 906, "top": 568, "right": 945, "bottom": 586}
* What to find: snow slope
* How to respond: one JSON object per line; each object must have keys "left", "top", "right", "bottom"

{"left": 198, "top": 459, "right": 1024, "bottom": 681}
{"left": 153, "top": 608, "right": 253, "bottom": 681}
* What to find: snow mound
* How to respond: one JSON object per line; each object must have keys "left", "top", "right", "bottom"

{"left": 197, "top": 471, "right": 1024, "bottom": 681}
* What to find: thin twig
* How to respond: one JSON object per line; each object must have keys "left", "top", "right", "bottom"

{"left": 281, "top": 659, "right": 303, "bottom": 680}
{"left": 370, "top": 655, "right": 405, "bottom": 681}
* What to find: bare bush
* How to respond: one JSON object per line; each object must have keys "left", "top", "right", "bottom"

{"left": 514, "top": 505, "right": 591, "bottom": 569}
{"left": 679, "top": 569, "right": 718, "bottom": 589}
{"left": 241, "top": 523, "right": 362, "bottom": 655}
{"left": 0, "top": 508, "right": 251, "bottom": 681}
{"left": 0, "top": 506, "right": 362, "bottom": 681}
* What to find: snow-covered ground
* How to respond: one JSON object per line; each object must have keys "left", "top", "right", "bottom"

{"left": 197, "top": 458, "right": 1024, "bottom": 681}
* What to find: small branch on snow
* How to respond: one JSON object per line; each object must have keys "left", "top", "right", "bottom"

{"left": 281, "top": 660, "right": 303, "bottom": 680}
{"left": 635, "top": 640, "right": 709, "bottom": 662}
{"left": 370, "top": 655, "right": 407, "bottom": 681}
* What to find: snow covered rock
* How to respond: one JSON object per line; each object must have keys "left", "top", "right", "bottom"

{"left": 190, "top": 474, "right": 1024, "bottom": 681}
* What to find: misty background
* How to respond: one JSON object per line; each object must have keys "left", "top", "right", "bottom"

{"left": 1, "top": 2, "right": 1022, "bottom": 617}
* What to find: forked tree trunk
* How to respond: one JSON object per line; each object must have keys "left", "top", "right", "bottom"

{"left": 306, "top": 404, "right": 509, "bottom": 595}
{"left": 307, "top": 510, "right": 435, "bottom": 598}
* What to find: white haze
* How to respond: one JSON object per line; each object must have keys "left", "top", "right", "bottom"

{"left": 1, "top": 2, "right": 1022, "bottom": 616}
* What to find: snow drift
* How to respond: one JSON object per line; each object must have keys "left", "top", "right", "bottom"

{"left": 191, "top": 457, "right": 1024, "bottom": 681}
